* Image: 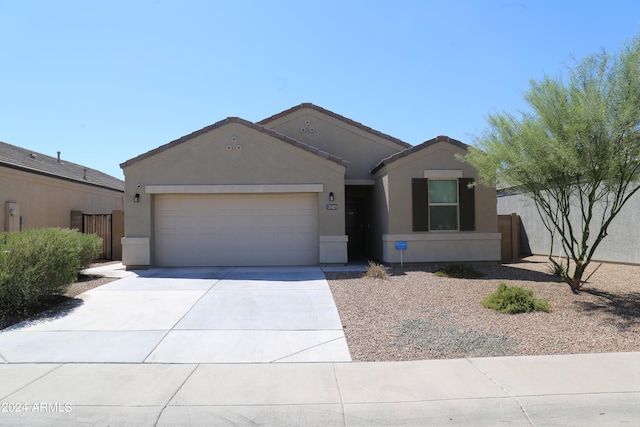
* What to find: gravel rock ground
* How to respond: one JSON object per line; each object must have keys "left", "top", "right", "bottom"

{"left": 64, "top": 274, "right": 117, "bottom": 298}
{"left": 327, "top": 256, "right": 640, "bottom": 361}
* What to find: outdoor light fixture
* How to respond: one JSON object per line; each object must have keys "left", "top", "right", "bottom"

{"left": 329, "top": 192, "right": 335, "bottom": 202}
{"left": 9, "top": 208, "right": 16, "bottom": 216}
{"left": 134, "top": 193, "right": 140, "bottom": 203}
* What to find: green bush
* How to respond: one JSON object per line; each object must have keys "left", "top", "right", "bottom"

{"left": 77, "top": 232, "right": 103, "bottom": 269}
{"left": 0, "top": 228, "right": 102, "bottom": 317}
{"left": 435, "top": 263, "right": 483, "bottom": 279}
{"left": 482, "top": 283, "right": 550, "bottom": 314}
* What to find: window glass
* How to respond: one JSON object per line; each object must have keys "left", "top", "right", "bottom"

{"left": 430, "top": 206, "right": 458, "bottom": 230}
{"left": 429, "top": 180, "right": 457, "bottom": 203}
{"left": 429, "top": 180, "right": 458, "bottom": 230}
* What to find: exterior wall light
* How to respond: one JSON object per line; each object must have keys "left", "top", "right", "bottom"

{"left": 9, "top": 208, "right": 16, "bottom": 216}
{"left": 134, "top": 193, "right": 140, "bottom": 203}
{"left": 329, "top": 192, "right": 335, "bottom": 202}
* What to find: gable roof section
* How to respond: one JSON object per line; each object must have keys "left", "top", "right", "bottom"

{"left": 0, "top": 141, "right": 124, "bottom": 192}
{"left": 258, "top": 103, "right": 412, "bottom": 150}
{"left": 370, "top": 135, "right": 468, "bottom": 174}
{"left": 120, "top": 116, "right": 349, "bottom": 169}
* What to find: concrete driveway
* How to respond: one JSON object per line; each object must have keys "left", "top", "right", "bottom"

{"left": 0, "top": 266, "right": 351, "bottom": 363}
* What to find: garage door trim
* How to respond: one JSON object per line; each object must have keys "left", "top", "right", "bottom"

{"left": 146, "top": 184, "right": 324, "bottom": 194}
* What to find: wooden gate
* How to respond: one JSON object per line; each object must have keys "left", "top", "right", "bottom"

{"left": 498, "top": 213, "right": 520, "bottom": 261}
{"left": 83, "top": 214, "right": 112, "bottom": 260}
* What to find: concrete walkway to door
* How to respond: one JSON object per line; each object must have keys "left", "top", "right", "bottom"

{"left": 0, "top": 266, "right": 351, "bottom": 364}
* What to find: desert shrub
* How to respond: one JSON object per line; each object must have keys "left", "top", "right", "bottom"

{"left": 77, "top": 232, "right": 103, "bottom": 269}
{"left": 482, "top": 283, "right": 550, "bottom": 314}
{"left": 548, "top": 259, "right": 568, "bottom": 277}
{"left": 365, "top": 261, "right": 388, "bottom": 279}
{"left": 435, "top": 263, "right": 483, "bottom": 279}
{"left": 0, "top": 228, "right": 102, "bottom": 317}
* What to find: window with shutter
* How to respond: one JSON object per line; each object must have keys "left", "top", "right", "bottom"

{"left": 459, "top": 178, "right": 475, "bottom": 231}
{"left": 411, "top": 177, "right": 475, "bottom": 231}
{"left": 411, "top": 178, "right": 428, "bottom": 231}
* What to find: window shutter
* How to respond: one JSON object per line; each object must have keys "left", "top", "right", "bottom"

{"left": 459, "top": 178, "right": 475, "bottom": 231}
{"left": 412, "top": 178, "right": 429, "bottom": 231}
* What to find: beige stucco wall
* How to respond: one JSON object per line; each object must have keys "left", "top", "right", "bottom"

{"left": 121, "top": 122, "right": 347, "bottom": 267}
{"left": 261, "top": 108, "right": 406, "bottom": 180}
{"left": 1, "top": 166, "right": 124, "bottom": 232}
{"left": 370, "top": 175, "right": 390, "bottom": 260}
{"left": 371, "top": 141, "right": 500, "bottom": 263}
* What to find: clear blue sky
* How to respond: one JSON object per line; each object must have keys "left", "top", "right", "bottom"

{"left": 2, "top": 1, "right": 639, "bottom": 179}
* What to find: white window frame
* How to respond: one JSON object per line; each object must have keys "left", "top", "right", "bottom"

{"left": 428, "top": 179, "right": 459, "bottom": 231}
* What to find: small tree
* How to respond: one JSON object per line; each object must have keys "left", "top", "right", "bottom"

{"left": 465, "top": 34, "right": 640, "bottom": 293}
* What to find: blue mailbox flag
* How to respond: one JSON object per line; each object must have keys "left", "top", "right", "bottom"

{"left": 395, "top": 241, "right": 407, "bottom": 250}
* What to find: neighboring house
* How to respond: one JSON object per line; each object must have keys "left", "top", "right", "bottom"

{"left": 498, "top": 190, "right": 640, "bottom": 264}
{"left": 120, "top": 103, "right": 501, "bottom": 268}
{"left": 1, "top": 141, "right": 125, "bottom": 259}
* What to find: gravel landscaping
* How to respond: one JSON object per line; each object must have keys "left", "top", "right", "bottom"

{"left": 327, "top": 256, "right": 640, "bottom": 361}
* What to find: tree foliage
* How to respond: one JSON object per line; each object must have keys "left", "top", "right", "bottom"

{"left": 465, "top": 34, "right": 640, "bottom": 293}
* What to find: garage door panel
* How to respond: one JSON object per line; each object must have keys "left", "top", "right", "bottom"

{"left": 155, "top": 194, "right": 318, "bottom": 266}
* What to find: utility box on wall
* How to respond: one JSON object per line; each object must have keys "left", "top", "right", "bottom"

{"left": 4, "top": 202, "right": 20, "bottom": 232}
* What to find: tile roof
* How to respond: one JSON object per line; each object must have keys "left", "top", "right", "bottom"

{"left": 120, "top": 117, "right": 349, "bottom": 169}
{"left": 0, "top": 141, "right": 124, "bottom": 192}
{"left": 257, "top": 103, "right": 413, "bottom": 150}
{"left": 370, "top": 135, "right": 468, "bottom": 173}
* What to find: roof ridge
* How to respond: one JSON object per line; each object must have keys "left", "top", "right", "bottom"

{"left": 257, "top": 103, "right": 412, "bottom": 149}
{"left": 120, "top": 117, "right": 349, "bottom": 169}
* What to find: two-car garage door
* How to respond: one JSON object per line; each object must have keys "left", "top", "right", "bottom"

{"left": 154, "top": 193, "right": 318, "bottom": 266}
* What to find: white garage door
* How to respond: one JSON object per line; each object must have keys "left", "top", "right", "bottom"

{"left": 155, "top": 193, "right": 318, "bottom": 266}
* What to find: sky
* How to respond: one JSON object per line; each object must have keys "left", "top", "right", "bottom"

{"left": 1, "top": 1, "right": 639, "bottom": 180}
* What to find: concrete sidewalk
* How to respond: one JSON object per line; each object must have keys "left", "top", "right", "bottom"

{"left": 0, "top": 352, "right": 639, "bottom": 425}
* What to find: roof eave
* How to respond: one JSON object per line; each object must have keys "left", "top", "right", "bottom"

{"left": 370, "top": 135, "right": 468, "bottom": 174}
{"left": 0, "top": 161, "right": 124, "bottom": 193}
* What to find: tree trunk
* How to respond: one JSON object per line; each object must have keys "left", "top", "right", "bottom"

{"left": 570, "top": 263, "right": 587, "bottom": 294}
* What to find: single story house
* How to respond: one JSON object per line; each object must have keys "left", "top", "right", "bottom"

{"left": 1, "top": 141, "right": 125, "bottom": 259}
{"left": 120, "top": 103, "right": 501, "bottom": 268}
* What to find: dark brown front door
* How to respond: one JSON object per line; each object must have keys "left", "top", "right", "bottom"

{"left": 346, "top": 199, "right": 365, "bottom": 258}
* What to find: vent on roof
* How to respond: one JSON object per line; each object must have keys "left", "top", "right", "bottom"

{"left": 30, "top": 153, "right": 37, "bottom": 159}
{"left": 83, "top": 168, "right": 87, "bottom": 180}
{"left": 57, "top": 151, "right": 61, "bottom": 163}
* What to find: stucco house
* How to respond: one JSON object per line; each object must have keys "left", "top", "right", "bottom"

{"left": 1, "top": 141, "right": 125, "bottom": 259}
{"left": 120, "top": 104, "right": 501, "bottom": 268}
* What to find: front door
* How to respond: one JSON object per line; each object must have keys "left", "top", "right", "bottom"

{"left": 345, "top": 199, "right": 365, "bottom": 259}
